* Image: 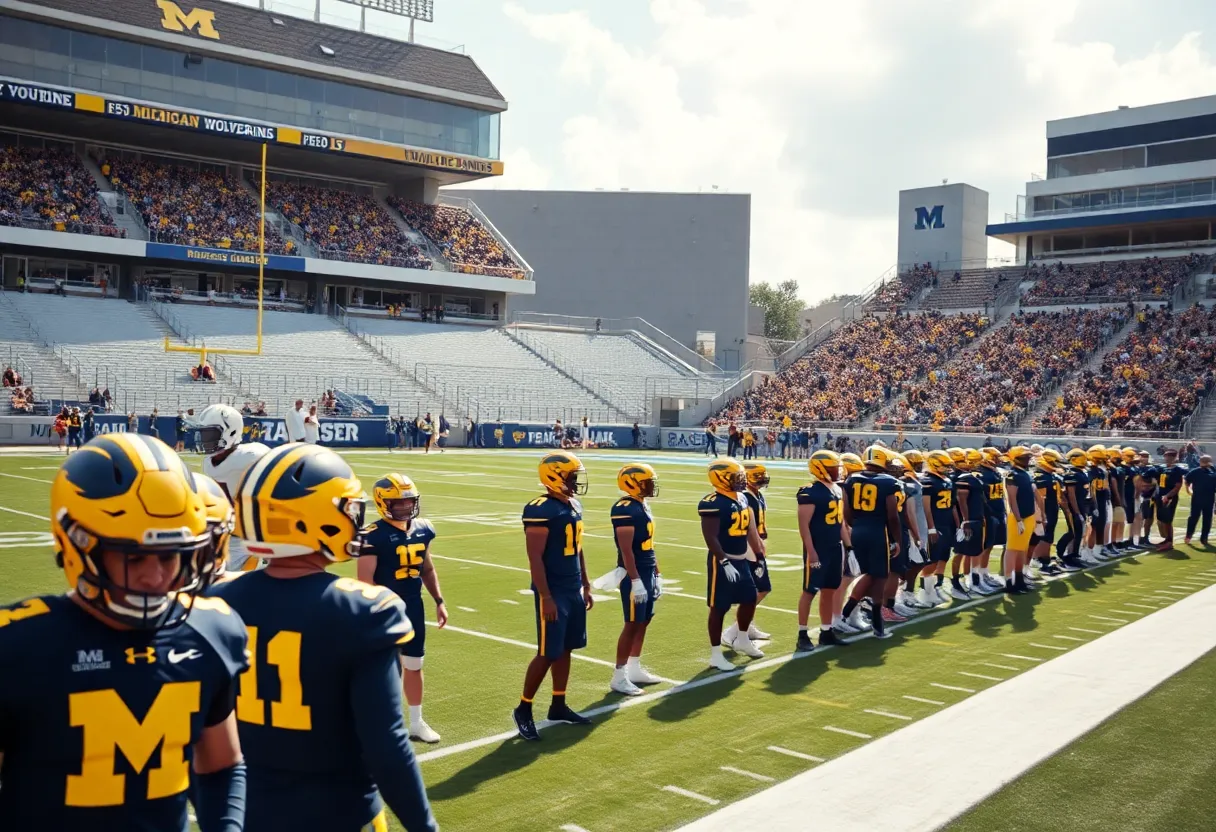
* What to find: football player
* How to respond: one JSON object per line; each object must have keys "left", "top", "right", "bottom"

{"left": 1154, "top": 449, "right": 1187, "bottom": 551}
{"left": 212, "top": 444, "right": 437, "bottom": 832}
{"left": 918, "top": 450, "right": 957, "bottom": 606}
{"left": 610, "top": 464, "right": 663, "bottom": 696}
{"left": 1003, "top": 446, "right": 1038, "bottom": 594}
{"left": 896, "top": 452, "right": 930, "bottom": 612}
{"left": 840, "top": 446, "right": 902, "bottom": 639}
{"left": 197, "top": 403, "right": 270, "bottom": 573}
{"left": 975, "top": 448, "right": 1008, "bottom": 593}
{"left": 357, "top": 474, "right": 447, "bottom": 744}
{"left": 514, "top": 452, "right": 595, "bottom": 741}
{"left": 796, "top": 450, "right": 849, "bottom": 651}
{"left": 882, "top": 455, "right": 919, "bottom": 620}
{"left": 1107, "top": 448, "right": 1127, "bottom": 555}
{"left": 1057, "top": 449, "right": 1090, "bottom": 568}
{"left": 1136, "top": 450, "right": 1158, "bottom": 548}
{"left": 1120, "top": 447, "right": 1144, "bottom": 551}
{"left": 723, "top": 462, "right": 771, "bottom": 647}
{"left": 1030, "top": 450, "right": 1070, "bottom": 574}
{"left": 193, "top": 472, "right": 238, "bottom": 586}
{"left": 951, "top": 450, "right": 989, "bottom": 598}
{"left": 0, "top": 434, "right": 248, "bottom": 831}
{"left": 1085, "top": 445, "right": 1113, "bottom": 559}
{"left": 836, "top": 452, "right": 866, "bottom": 630}
{"left": 701, "top": 459, "right": 765, "bottom": 670}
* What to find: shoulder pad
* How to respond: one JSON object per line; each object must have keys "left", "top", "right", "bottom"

{"left": 412, "top": 518, "right": 436, "bottom": 536}
{"left": 183, "top": 595, "right": 249, "bottom": 679}
{"left": 0, "top": 597, "right": 56, "bottom": 650}
{"left": 330, "top": 577, "right": 413, "bottom": 653}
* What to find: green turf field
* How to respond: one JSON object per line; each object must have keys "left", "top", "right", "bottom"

{"left": 946, "top": 645, "right": 1216, "bottom": 832}
{"left": 1, "top": 447, "right": 1211, "bottom": 832}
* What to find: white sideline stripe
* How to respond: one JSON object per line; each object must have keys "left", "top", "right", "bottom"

{"left": 457, "top": 606, "right": 477, "bottom": 613}
{"left": 498, "top": 599, "right": 520, "bottom": 605}
{"left": 0, "top": 471, "right": 52, "bottom": 484}
{"left": 662, "top": 786, "right": 720, "bottom": 806}
{"left": 767, "top": 746, "right": 824, "bottom": 763}
{"left": 1088, "top": 615, "right": 1129, "bottom": 624}
{"left": 1029, "top": 642, "right": 1068, "bottom": 652}
{"left": 0, "top": 504, "right": 50, "bottom": 521}
{"left": 1123, "top": 603, "right": 1161, "bottom": 610}
{"left": 958, "top": 672, "right": 1002, "bottom": 682}
{"left": 1068, "top": 627, "right": 1104, "bottom": 635}
{"left": 561, "top": 825, "right": 591, "bottom": 832}
{"left": 684, "top": 570, "right": 702, "bottom": 576}
{"left": 979, "top": 662, "right": 1018, "bottom": 672}
{"left": 1108, "top": 609, "right": 1141, "bottom": 616}
{"left": 1169, "top": 585, "right": 1200, "bottom": 591}
{"left": 999, "top": 654, "right": 1043, "bottom": 663}
{"left": 823, "top": 726, "right": 871, "bottom": 739}
{"left": 412, "top": 549, "right": 1186, "bottom": 765}
{"left": 1052, "top": 635, "right": 1085, "bottom": 642}
{"left": 1153, "top": 590, "right": 1186, "bottom": 596}
{"left": 675, "top": 583, "right": 1216, "bottom": 832}
{"left": 431, "top": 554, "right": 530, "bottom": 573}
{"left": 930, "top": 683, "right": 974, "bottom": 693}
{"left": 902, "top": 696, "right": 944, "bottom": 706}
{"left": 517, "top": 589, "right": 533, "bottom": 595}
{"left": 720, "top": 765, "right": 775, "bottom": 782}
{"left": 863, "top": 709, "right": 911, "bottom": 721}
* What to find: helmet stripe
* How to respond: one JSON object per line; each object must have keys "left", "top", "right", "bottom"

{"left": 236, "top": 444, "right": 293, "bottom": 541}
{"left": 253, "top": 445, "right": 316, "bottom": 541}
{"left": 141, "top": 433, "right": 172, "bottom": 472}
{"left": 123, "top": 432, "right": 161, "bottom": 472}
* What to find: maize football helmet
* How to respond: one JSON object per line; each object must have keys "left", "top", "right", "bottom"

{"left": 1007, "top": 446, "right": 1032, "bottom": 469}
{"left": 840, "top": 453, "right": 864, "bottom": 475}
{"left": 863, "top": 444, "right": 895, "bottom": 469}
{"left": 1038, "top": 449, "right": 1063, "bottom": 472}
{"left": 744, "top": 462, "right": 770, "bottom": 490}
{"left": 193, "top": 472, "right": 235, "bottom": 577}
{"left": 234, "top": 443, "right": 367, "bottom": 562}
{"left": 1086, "top": 444, "right": 1107, "bottom": 464}
{"left": 617, "top": 463, "right": 659, "bottom": 499}
{"left": 981, "top": 447, "right": 1003, "bottom": 467}
{"left": 903, "top": 449, "right": 925, "bottom": 469}
{"left": 539, "top": 451, "right": 588, "bottom": 497}
{"left": 964, "top": 449, "right": 984, "bottom": 469}
{"left": 373, "top": 472, "right": 420, "bottom": 523}
{"left": 1121, "top": 447, "right": 1139, "bottom": 463}
{"left": 50, "top": 434, "right": 215, "bottom": 630}
{"left": 1066, "top": 448, "right": 1089, "bottom": 469}
{"left": 925, "top": 450, "right": 953, "bottom": 475}
{"left": 947, "top": 447, "right": 966, "bottom": 467}
{"left": 708, "top": 458, "right": 747, "bottom": 494}
{"left": 808, "top": 449, "right": 841, "bottom": 483}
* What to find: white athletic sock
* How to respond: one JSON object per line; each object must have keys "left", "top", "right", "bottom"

{"left": 710, "top": 644, "right": 724, "bottom": 659}
{"left": 798, "top": 625, "right": 808, "bottom": 633}
{"left": 722, "top": 623, "right": 738, "bottom": 641}
{"left": 626, "top": 656, "right": 641, "bottom": 672}
{"left": 409, "top": 705, "right": 422, "bottom": 724}
{"left": 978, "top": 567, "right": 990, "bottom": 578}
{"left": 832, "top": 614, "right": 843, "bottom": 627}
{"left": 820, "top": 623, "right": 832, "bottom": 632}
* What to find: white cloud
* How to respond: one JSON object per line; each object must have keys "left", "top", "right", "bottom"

{"left": 496, "top": 0, "right": 1216, "bottom": 304}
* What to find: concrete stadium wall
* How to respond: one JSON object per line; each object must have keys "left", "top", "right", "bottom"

{"left": 451, "top": 189, "right": 751, "bottom": 370}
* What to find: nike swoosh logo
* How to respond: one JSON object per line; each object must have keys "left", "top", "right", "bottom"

{"left": 167, "top": 649, "right": 202, "bottom": 664}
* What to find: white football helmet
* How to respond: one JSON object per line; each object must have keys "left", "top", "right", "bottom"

{"left": 197, "top": 403, "right": 244, "bottom": 455}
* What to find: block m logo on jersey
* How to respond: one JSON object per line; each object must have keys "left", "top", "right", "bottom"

{"left": 156, "top": 0, "right": 221, "bottom": 40}
{"left": 914, "top": 205, "right": 945, "bottom": 230}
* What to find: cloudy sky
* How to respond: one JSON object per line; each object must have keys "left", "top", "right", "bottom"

{"left": 257, "top": 0, "right": 1216, "bottom": 304}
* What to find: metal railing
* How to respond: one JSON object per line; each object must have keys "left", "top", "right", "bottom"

{"left": 505, "top": 327, "right": 632, "bottom": 419}
{"left": 508, "top": 312, "right": 722, "bottom": 374}
{"left": 0, "top": 216, "right": 127, "bottom": 238}
{"left": 437, "top": 194, "right": 535, "bottom": 281}
{"left": 776, "top": 318, "right": 842, "bottom": 370}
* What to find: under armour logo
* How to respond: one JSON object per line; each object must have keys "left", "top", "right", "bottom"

{"left": 125, "top": 646, "right": 157, "bottom": 664}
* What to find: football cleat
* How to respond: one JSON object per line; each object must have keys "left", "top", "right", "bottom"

{"left": 847, "top": 608, "right": 872, "bottom": 631}
{"left": 710, "top": 651, "right": 736, "bottom": 672}
{"left": 872, "top": 628, "right": 892, "bottom": 640}
{"left": 834, "top": 617, "right": 861, "bottom": 635}
{"left": 818, "top": 629, "right": 849, "bottom": 647}
{"left": 513, "top": 706, "right": 540, "bottom": 742}
{"left": 747, "top": 623, "right": 771, "bottom": 641}
{"left": 950, "top": 584, "right": 972, "bottom": 601}
{"left": 731, "top": 633, "right": 765, "bottom": 658}
{"left": 627, "top": 663, "right": 663, "bottom": 686}
{"left": 893, "top": 599, "right": 919, "bottom": 618}
{"left": 721, "top": 622, "right": 740, "bottom": 647}
{"left": 917, "top": 587, "right": 941, "bottom": 608}
{"left": 547, "top": 703, "right": 592, "bottom": 725}
{"left": 1061, "top": 556, "right": 1084, "bottom": 571}
{"left": 410, "top": 720, "right": 441, "bottom": 744}
{"left": 610, "top": 669, "right": 644, "bottom": 697}
{"left": 795, "top": 631, "right": 816, "bottom": 652}
{"left": 880, "top": 607, "right": 907, "bottom": 624}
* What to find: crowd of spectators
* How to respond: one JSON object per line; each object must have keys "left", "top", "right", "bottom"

{"left": 87, "top": 386, "right": 113, "bottom": 411}
{"left": 1022, "top": 254, "right": 1211, "bottom": 304}
{"left": 266, "top": 183, "right": 429, "bottom": 269}
{"left": 716, "top": 312, "right": 988, "bottom": 424}
{"left": 869, "top": 262, "right": 936, "bottom": 308}
{"left": 389, "top": 198, "right": 525, "bottom": 279}
{"left": 103, "top": 158, "right": 289, "bottom": 254}
{"left": 1037, "top": 304, "right": 1216, "bottom": 433}
{"left": 878, "top": 308, "right": 1129, "bottom": 431}
{"left": 0, "top": 146, "right": 123, "bottom": 237}
{"left": 8, "top": 384, "right": 35, "bottom": 413}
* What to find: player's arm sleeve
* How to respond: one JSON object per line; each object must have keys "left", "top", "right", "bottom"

{"left": 193, "top": 760, "right": 247, "bottom": 832}
{"left": 350, "top": 646, "right": 438, "bottom": 832}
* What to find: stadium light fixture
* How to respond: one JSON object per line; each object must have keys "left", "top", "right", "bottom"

{"left": 329, "top": 0, "right": 434, "bottom": 39}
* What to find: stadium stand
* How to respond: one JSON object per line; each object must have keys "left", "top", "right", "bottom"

{"left": 920, "top": 264, "right": 1025, "bottom": 309}
{"left": 99, "top": 156, "right": 289, "bottom": 254}
{"left": 1037, "top": 304, "right": 1216, "bottom": 433}
{"left": 353, "top": 318, "right": 629, "bottom": 422}
{"left": 1021, "top": 254, "right": 1212, "bottom": 305}
{"left": 0, "top": 295, "right": 85, "bottom": 414}
{"left": 0, "top": 145, "right": 123, "bottom": 238}
{"left": 877, "top": 308, "right": 1131, "bottom": 431}
{"left": 266, "top": 181, "right": 429, "bottom": 269}
{"left": 388, "top": 197, "right": 524, "bottom": 279}
{"left": 868, "top": 263, "right": 935, "bottom": 309}
{"left": 714, "top": 312, "right": 988, "bottom": 424}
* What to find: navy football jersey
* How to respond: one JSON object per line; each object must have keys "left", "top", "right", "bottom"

{"left": 611, "top": 496, "right": 656, "bottom": 570}
{"left": 1008, "top": 467, "right": 1036, "bottom": 518}
{"left": 744, "top": 490, "right": 768, "bottom": 539}
{"left": 894, "top": 481, "right": 911, "bottom": 531}
{"left": 796, "top": 481, "right": 842, "bottom": 555}
{"left": 844, "top": 471, "right": 900, "bottom": 528}
{"left": 1137, "top": 464, "right": 1159, "bottom": 495}
{"left": 364, "top": 518, "right": 437, "bottom": 600}
{"left": 920, "top": 473, "right": 956, "bottom": 533}
{"left": 0, "top": 594, "right": 247, "bottom": 832}
{"left": 212, "top": 571, "right": 426, "bottom": 831}
{"left": 1158, "top": 464, "right": 1187, "bottom": 495}
{"left": 697, "top": 491, "right": 751, "bottom": 558}
{"left": 978, "top": 467, "right": 1007, "bottom": 518}
{"left": 955, "top": 471, "right": 986, "bottom": 525}
{"left": 1108, "top": 465, "right": 1124, "bottom": 505}
{"left": 1063, "top": 468, "right": 1091, "bottom": 512}
{"left": 1090, "top": 466, "right": 1110, "bottom": 505}
{"left": 521, "top": 494, "right": 584, "bottom": 592}
{"left": 1034, "top": 470, "right": 1061, "bottom": 516}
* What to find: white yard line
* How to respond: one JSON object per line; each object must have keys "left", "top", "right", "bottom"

{"left": 767, "top": 746, "right": 824, "bottom": 763}
{"left": 1088, "top": 615, "right": 1129, "bottom": 624}
{"left": 1068, "top": 627, "right": 1105, "bottom": 635}
{"left": 1052, "top": 635, "right": 1085, "bottom": 642}
{"left": 662, "top": 786, "right": 720, "bottom": 806}
{"left": 929, "top": 683, "right": 974, "bottom": 694}
{"left": 676, "top": 583, "right": 1216, "bottom": 832}
{"left": 719, "top": 766, "right": 775, "bottom": 782}
{"left": 998, "top": 653, "right": 1044, "bottom": 663}
{"left": 1028, "top": 642, "right": 1069, "bottom": 652}
{"left": 863, "top": 709, "right": 912, "bottom": 721}
{"left": 978, "top": 662, "right": 1018, "bottom": 672}
{"left": 0, "top": 504, "right": 50, "bottom": 521}
{"left": 431, "top": 554, "right": 530, "bottom": 573}
{"left": 823, "top": 726, "right": 871, "bottom": 740}
{"left": 560, "top": 825, "right": 591, "bottom": 832}
{"left": 958, "top": 672, "right": 1003, "bottom": 682}
{"left": 902, "top": 696, "right": 944, "bottom": 706}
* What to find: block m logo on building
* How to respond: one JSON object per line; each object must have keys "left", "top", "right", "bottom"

{"left": 157, "top": 0, "right": 220, "bottom": 40}
{"left": 914, "top": 205, "right": 945, "bottom": 230}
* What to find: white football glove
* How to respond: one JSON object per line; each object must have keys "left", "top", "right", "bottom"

{"left": 956, "top": 527, "right": 967, "bottom": 543}
{"left": 630, "top": 578, "right": 648, "bottom": 605}
{"left": 1035, "top": 521, "right": 1044, "bottom": 536}
{"left": 721, "top": 560, "right": 740, "bottom": 583}
{"left": 653, "top": 574, "right": 664, "bottom": 599}
{"left": 846, "top": 549, "right": 860, "bottom": 576}
{"left": 753, "top": 561, "right": 766, "bottom": 579}
{"left": 592, "top": 567, "right": 627, "bottom": 591}
{"left": 909, "top": 543, "right": 923, "bottom": 564}
{"left": 1016, "top": 520, "right": 1025, "bottom": 535}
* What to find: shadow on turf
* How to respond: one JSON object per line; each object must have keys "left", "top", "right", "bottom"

{"left": 760, "top": 634, "right": 894, "bottom": 697}
{"left": 647, "top": 668, "right": 744, "bottom": 722}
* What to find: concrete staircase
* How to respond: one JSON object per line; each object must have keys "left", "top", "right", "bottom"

{"left": 236, "top": 179, "right": 315, "bottom": 257}
{"left": 78, "top": 153, "right": 148, "bottom": 241}
{"left": 376, "top": 194, "right": 450, "bottom": 271}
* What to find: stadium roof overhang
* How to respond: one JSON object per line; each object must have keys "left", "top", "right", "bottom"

{"left": 986, "top": 202, "right": 1216, "bottom": 243}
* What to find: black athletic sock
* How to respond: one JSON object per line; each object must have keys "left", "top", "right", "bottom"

{"left": 517, "top": 698, "right": 533, "bottom": 719}
{"left": 884, "top": 598, "right": 895, "bottom": 610}
{"left": 869, "top": 602, "right": 884, "bottom": 634}
{"left": 1015, "top": 572, "right": 1027, "bottom": 591}
{"left": 951, "top": 575, "right": 963, "bottom": 588}
{"left": 936, "top": 575, "right": 945, "bottom": 587}
{"left": 551, "top": 693, "right": 566, "bottom": 709}
{"left": 842, "top": 597, "right": 859, "bottom": 619}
